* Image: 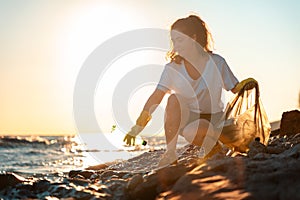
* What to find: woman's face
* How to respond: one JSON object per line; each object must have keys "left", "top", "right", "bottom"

{"left": 171, "top": 29, "right": 196, "bottom": 59}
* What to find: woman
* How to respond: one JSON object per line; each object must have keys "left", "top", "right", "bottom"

{"left": 123, "top": 14, "right": 253, "bottom": 167}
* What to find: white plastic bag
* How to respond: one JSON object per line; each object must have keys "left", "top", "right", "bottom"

{"left": 218, "top": 81, "right": 271, "bottom": 153}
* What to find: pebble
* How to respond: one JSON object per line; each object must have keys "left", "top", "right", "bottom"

{"left": 1, "top": 122, "right": 300, "bottom": 199}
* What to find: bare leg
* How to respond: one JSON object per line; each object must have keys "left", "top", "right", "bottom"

{"left": 183, "top": 119, "right": 220, "bottom": 157}
{"left": 158, "top": 94, "right": 189, "bottom": 167}
{"left": 164, "top": 94, "right": 189, "bottom": 151}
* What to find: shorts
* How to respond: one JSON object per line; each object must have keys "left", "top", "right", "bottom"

{"left": 178, "top": 111, "right": 224, "bottom": 136}
{"left": 188, "top": 111, "right": 224, "bottom": 126}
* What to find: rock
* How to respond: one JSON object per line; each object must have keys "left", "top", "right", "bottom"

{"left": 130, "top": 164, "right": 188, "bottom": 199}
{"left": 99, "top": 170, "right": 115, "bottom": 180}
{"left": 88, "top": 183, "right": 112, "bottom": 195}
{"left": 111, "top": 171, "right": 131, "bottom": 179}
{"left": 252, "top": 152, "right": 270, "bottom": 160}
{"left": 17, "top": 188, "right": 35, "bottom": 199}
{"left": 33, "top": 180, "right": 51, "bottom": 192}
{"left": 85, "top": 163, "right": 109, "bottom": 170}
{"left": 265, "top": 146, "right": 286, "bottom": 154}
{"left": 106, "top": 178, "right": 127, "bottom": 191}
{"left": 0, "top": 172, "right": 26, "bottom": 189}
{"left": 156, "top": 164, "right": 187, "bottom": 189}
{"left": 68, "top": 170, "right": 94, "bottom": 179}
{"left": 131, "top": 173, "right": 159, "bottom": 199}
{"left": 2, "top": 109, "right": 300, "bottom": 200}
{"left": 127, "top": 174, "right": 143, "bottom": 190}
{"left": 79, "top": 171, "right": 94, "bottom": 179}
{"left": 168, "top": 160, "right": 250, "bottom": 200}
{"left": 50, "top": 185, "right": 73, "bottom": 198}
{"left": 68, "top": 170, "right": 81, "bottom": 178}
{"left": 280, "top": 143, "right": 300, "bottom": 159}
{"left": 280, "top": 110, "right": 300, "bottom": 136}
{"left": 68, "top": 177, "right": 90, "bottom": 186}
{"left": 248, "top": 140, "right": 266, "bottom": 158}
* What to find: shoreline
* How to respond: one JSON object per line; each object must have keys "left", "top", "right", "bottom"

{"left": 1, "top": 131, "right": 300, "bottom": 199}
{"left": 1, "top": 110, "right": 300, "bottom": 199}
{"left": 0, "top": 119, "right": 281, "bottom": 137}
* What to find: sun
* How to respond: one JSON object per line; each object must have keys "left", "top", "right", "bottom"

{"left": 55, "top": 2, "right": 149, "bottom": 91}
{"left": 54, "top": 2, "right": 157, "bottom": 134}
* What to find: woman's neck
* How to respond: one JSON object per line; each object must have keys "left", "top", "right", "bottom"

{"left": 183, "top": 53, "right": 209, "bottom": 80}
{"left": 184, "top": 52, "right": 209, "bottom": 69}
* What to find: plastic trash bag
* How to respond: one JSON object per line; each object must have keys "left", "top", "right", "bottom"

{"left": 217, "top": 80, "right": 271, "bottom": 153}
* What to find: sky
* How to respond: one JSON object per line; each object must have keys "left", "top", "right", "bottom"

{"left": 0, "top": 0, "right": 299, "bottom": 135}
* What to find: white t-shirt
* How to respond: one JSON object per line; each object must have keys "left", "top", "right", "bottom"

{"left": 157, "top": 53, "right": 239, "bottom": 114}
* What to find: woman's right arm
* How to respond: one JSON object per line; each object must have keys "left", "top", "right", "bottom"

{"left": 123, "top": 88, "right": 167, "bottom": 146}
{"left": 142, "top": 89, "right": 166, "bottom": 114}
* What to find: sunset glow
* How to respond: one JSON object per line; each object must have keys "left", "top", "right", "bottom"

{"left": 0, "top": 1, "right": 299, "bottom": 135}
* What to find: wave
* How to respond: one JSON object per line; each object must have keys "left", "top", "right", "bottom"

{"left": 0, "top": 136, "right": 77, "bottom": 148}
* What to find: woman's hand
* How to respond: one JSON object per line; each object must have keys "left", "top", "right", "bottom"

{"left": 123, "top": 89, "right": 166, "bottom": 146}
{"left": 123, "top": 125, "right": 144, "bottom": 146}
{"left": 123, "top": 110, "right": 151, "bottom": 146}
{"left": 232, "top": 78, "right": 258, "bottom": 93}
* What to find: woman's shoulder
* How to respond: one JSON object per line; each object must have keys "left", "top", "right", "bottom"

{"left": 209, "top": 53, "right": 226, "bottom": 64}
{"left": 165, "top": 61, "right": 182, "bottom": 68}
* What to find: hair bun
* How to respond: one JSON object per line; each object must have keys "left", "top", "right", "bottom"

{"left": 188, "top": 15, "right": 205, "bottom": 25}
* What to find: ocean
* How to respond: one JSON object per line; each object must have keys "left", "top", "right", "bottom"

{"left": 0, "top": 132, "right": 188, "bottom": 179}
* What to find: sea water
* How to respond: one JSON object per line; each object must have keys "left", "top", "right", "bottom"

{"left": 0, "top": 131, "right": 188, "bottom": 177}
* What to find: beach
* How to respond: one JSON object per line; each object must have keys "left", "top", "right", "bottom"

{"left": 1, "top": 110, "right": 300, "bottom": 199}
{"left": 0, "top": 133, "right": 188, "bottom": 199}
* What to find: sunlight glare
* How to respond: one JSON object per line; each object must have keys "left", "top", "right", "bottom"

{"left": 56, "top": 3, "right": 146, "bottom": 98}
